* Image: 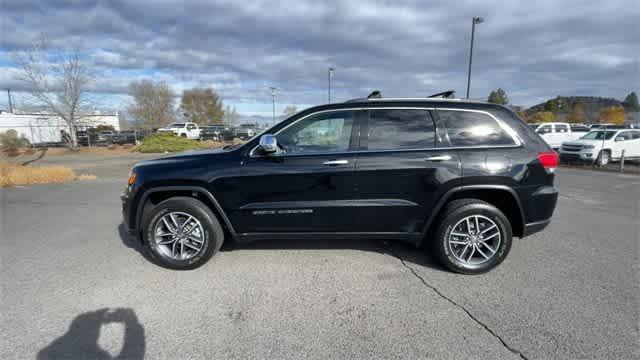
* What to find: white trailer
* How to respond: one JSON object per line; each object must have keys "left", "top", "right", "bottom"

{"left": 0, "top": 111, "right": 120, "bottom": 145}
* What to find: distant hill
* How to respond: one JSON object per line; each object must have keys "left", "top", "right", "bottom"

{"left": 525, "top": 96, "right": 638, "bottom": 124}
{"left": 236, "top": 114, "right": 283, "bottom": 128}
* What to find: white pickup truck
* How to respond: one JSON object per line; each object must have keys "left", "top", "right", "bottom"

{"left": 157, "top": 122, "right": 201, "bottom": 140}
{"left": 529, "top": 122, "right": 590, "bottom": 150}
{"left": 560, "top": 129, "right": 640, "bottom": 165}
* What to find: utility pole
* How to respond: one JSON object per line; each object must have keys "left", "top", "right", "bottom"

{"left": 466, "top": 17, "right": 484, "bottom": 99}
{"left": 269, "top": 87, "right": 277, "bottom": 123}
{"left": 7, "top": 89, "right": 13, "bottom": 113}
{"left": 328, "top": 67, "right": 334, "bottom": 103}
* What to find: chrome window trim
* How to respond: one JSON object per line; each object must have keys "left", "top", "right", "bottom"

{"left": 249, "top": 107, "right": 435, "bottom": 157}
{"left": 249, "top": 107, "right": 522, "bottom": 158}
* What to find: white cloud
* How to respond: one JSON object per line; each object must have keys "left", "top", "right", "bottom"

{"left": 0, "top": 0, "right": 638, "bottom": 112}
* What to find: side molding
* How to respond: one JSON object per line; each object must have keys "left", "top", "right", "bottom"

{"left": 135, "top": 186, "right": 237, "bottom": 238}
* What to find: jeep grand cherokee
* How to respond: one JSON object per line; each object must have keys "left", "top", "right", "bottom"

{"left": 122, "top": 94, "right": 558, "bottom": 274}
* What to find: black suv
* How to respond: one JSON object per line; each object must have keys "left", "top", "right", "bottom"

{"left": 122, "top": 96, "right": 558, "bottom": 274}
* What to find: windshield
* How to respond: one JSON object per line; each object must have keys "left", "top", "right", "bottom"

{"left": 528, "top": 124, "right": 539, "bottom": 130}
{"left": 580, "top": 131, "right": 616, "bottom": 140}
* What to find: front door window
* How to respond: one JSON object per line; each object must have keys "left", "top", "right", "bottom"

{"left": 276, "top": 111, "right": 354, "bottom": 155}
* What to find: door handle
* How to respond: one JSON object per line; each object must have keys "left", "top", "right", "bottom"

{"left": 424, "top": 155, "right": 452, "bottom": 162}
{"left": 323, "top": 159, "right": 349, "bottom": 166}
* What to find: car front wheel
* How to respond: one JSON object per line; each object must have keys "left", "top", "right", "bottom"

{"left": 596, "top": 150, "right": 610, "bottom": 166}
{"left": 433, "top": 199, "right": 512, "bottom": 274}
{"left": 141, "top": 197, "right": 223, "bottom": 270}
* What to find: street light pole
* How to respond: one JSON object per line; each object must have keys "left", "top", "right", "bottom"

{"left": 269, "top": 87, "right": 277, "bottom": 123}
{"left": 466, "top": 16, "right": 484, "bottom": 99}
{"left": 328, "top": 67, "right": 334, "bottom": 103}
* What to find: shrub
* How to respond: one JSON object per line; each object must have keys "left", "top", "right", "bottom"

{"left": 134, "top": 133, "right": 209, "bottom": 153}
{"left": 0, "top": 130, "right": 31, "bottom": 155}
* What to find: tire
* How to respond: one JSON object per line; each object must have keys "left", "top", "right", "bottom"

{"left": 141, "top": 197, "right": 223, "bottom": 270}
{"left": 180, "top": 134, "right": 187, "bottom": 138}
{"left": 596, "top": 150, "right": 610, "bottom": 166}
{"left": 433, "top": 199, "right": 512, "bottom": 275}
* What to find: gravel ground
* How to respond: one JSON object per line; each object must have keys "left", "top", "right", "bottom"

{"left": 1, "top": 153, "right": 638, "bottom": 359}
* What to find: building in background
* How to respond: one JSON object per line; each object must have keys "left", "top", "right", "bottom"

{"left": 0, "top": 110, "right": 120, "bottom": 145}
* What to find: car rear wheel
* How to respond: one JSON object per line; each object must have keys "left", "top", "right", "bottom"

{"left": 433, "top": 199, "right": 512, "bottom": 274}
{"left": 141, "top": 197, "right": 223, "bottom": 270}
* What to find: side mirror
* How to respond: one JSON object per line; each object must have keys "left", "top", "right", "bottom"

{"left": 258, "top": 134, "right": 278, "bottom": 154}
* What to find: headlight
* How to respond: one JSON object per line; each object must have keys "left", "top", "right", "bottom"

{"left": 582, "top": 145, "right": 594, "bottom": 149}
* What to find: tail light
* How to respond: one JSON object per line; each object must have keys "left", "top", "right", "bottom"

{"left": 538, "top": 152, "right": 558, "bottom": 172}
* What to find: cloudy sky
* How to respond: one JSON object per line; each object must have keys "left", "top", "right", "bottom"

{"left": 1, "top": 0, "right": 638, "bottom": 116}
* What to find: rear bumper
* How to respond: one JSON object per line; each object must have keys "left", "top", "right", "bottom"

{"left": 521, "top": 186, "right": 558, "bottom": 238}
{"left": 522, "top": 219, "right": 552, "bottom": 237}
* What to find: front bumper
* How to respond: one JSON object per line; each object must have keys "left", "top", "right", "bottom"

{"left": 121, "top": 185, "right": 140, "bottom": 235}
{"left": 559, "top": 151, "right": 595, "bottom": 162}
{"left": 121, "top": 191, "right": 132, "bottom": 233}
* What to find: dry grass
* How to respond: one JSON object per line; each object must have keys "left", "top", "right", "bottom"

{"left": 45, "top": 146, "right": 136, "bottom": 156}
{"left": 75, "top": 174, "right": 98, "bottom": 181}
{"left": 0, "top": 162, "right": 96, "bottom": 187}
{"left": 200, "top": 140, "right": 225, "bottom": 148}
{"left": 4, "top": 140, "right": 240, "bottom": 158}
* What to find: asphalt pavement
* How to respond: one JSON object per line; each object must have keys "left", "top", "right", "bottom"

{"left": 1, "top": 154, "right": 638, "bottom": 359}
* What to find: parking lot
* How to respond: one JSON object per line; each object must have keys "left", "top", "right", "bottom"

{"left": 1, "top": 153, "right": 638, "bottom": 360}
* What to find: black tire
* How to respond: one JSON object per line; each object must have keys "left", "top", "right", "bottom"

{"left": 141, "top": 197, "right": 223, "bottom": 270}
{"left": 596, "top": 150, "right": 610, "bottom": 166}
{"left": 433, "top": 199, "right": 512, "bottom": 275}
{"left": 180, "top": 133, "right": 187, "bottom": 138}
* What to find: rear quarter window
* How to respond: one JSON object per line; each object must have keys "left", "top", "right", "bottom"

{"left": 438, "top": 110, "right": 517, "bottom": 147}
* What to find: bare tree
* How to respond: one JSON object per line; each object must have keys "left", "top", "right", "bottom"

{"left": 282, "top": 105, "right": 298, "bottom": 117}
{"left": 223, "top": 105, "right": 240, "bottom": 125}
{"left": 127, "top": 80, "right": 175, "bottom": 129}
{"left": 14, "top": 38, "right": 91, "bottom": 149}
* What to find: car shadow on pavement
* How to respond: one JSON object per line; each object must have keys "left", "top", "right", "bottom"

{"left": 227, "top": 238, "right": 448, "bottom": 272}
{"left": 37, "top": 308, "right": 145, "bottom": 360}
{"left": 117, "top": 222, "right": 446, "bottom": 272}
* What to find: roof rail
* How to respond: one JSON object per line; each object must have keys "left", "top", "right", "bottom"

{"left": 428, "top": 90, "right": 455, "bottom": 98}
{"left": 344, "top": 90, "right": 382, "bottom": 103}
{"left": 367, "top": 90, "right": 382, "bottom": 99}
{"left": 344, "top": 89, "right": 469, "bottom": 103}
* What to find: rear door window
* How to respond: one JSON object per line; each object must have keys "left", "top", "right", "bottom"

{"left": 366, "top": 109, "right": 435, "bottom": 150}
{"left": 438, "top": 110, "right": 517, "bottom": 147}
{"left": 616, "top": 131, "right": 632, "bottom": 141}
{"left": 556, "top": 124, "right": 569, "bottom": 133}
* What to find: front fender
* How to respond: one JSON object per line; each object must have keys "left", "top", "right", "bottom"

{"left": 131, "top": 185, "right": 237, "bottom": 239}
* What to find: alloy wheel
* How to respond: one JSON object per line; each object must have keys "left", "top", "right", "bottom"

{"left": 448, "top": 215, "right": 501, "bottom": 265}
{"left": 153, "top": 211, "right": 205, "bottom": 260}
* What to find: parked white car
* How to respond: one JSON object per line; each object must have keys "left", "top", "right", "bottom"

{"left": 157, "top": 122, "right": 201, "bottom": 139}
{"left": 530, "top": 122, "right": 590, "bottom": 149}
{"left": 559, "top": 129, "right": 640, "bottom": 165}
